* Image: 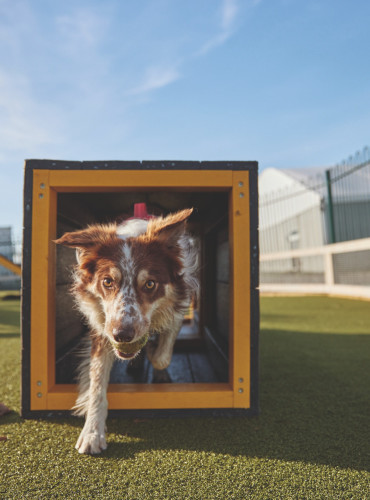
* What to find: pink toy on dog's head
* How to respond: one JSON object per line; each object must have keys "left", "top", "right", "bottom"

{"left": 125, "top": 202, "right": 156, "bottom": 221}
{"left": 133, "top": 202, "right": 156, "bottom": 220}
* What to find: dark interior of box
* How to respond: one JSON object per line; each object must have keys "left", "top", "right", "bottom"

{"left": 55, "top": 191, "right": 230, "bottom": 385}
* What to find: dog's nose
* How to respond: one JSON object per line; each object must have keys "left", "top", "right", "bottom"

{"left": 113, "top": 327, "right": 135, "bottom": 343}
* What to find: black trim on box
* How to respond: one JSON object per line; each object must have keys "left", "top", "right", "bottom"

{"left": 248, "top": 163, "right": 260, "bottom": 414}
{"left": 21, "top": 160, "right": 259, "bottom": 418}
{"left": 21, "top": 162, "right": 33, "bottom": 417}
{"left": 24, "top": 159, "right": 258, "bottom": 171}
{"left": 21, "top": 407, "right": 259, "bottom": 420}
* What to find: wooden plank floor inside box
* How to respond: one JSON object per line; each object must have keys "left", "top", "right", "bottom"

{"left": 110, "top": 352, "right": 219, "bottom": 384}
{"left": 57, "top": 350, "right": 221, "bottom": 385}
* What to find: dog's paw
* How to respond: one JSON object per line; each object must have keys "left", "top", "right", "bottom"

{"left": 76, "top": 430, "right": 107, "bottom": 455}
{"left": 146, "top": 335, "right": 172, "bottom": 370}
{"left": 149, "top": 351, "right": 172, "bottom": 371}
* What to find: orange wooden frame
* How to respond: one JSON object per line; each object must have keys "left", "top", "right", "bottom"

{"left": 0, "top": 254, "right": 21, "bottom": 276}
{"left": 30, "top": 169, "right": 251, "bottom": 411}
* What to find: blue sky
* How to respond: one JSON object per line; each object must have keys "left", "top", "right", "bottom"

{"left": 1, "top": 0, "right": 370, "bottom": 234}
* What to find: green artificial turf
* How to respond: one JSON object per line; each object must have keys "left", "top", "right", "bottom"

{"left": 1, "top": 294, "right": 369, "bottom": 499}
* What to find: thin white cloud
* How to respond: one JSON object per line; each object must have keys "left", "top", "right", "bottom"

{"left": 197, "top": 0, "right": 240, "bottom": 56}
{"left": 128, "top": 0, "right": 243, "bottom": 95}
{"left": 197, "top": 31, "right": 230, "bottom": 56}
{"left": 221, "top": 0, "right": 239, "bottom": 31}
{"left": 127, "top": 65, "right": 181, "bottom": 96}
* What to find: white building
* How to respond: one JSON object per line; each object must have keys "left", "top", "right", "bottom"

{"left": 259, "top": 167, "right": 327, "bottom": 253}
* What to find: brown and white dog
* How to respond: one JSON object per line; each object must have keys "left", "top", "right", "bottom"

{"left": 55, "top": 208, "right": 198, "bottom": 454}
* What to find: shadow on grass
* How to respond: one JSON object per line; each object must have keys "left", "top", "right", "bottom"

{"left": 104, "top": 330, "right": 370, "bottom": 470}
{"left": 15, "top": 327, "right": 368, "bottom": 471}
{"left": 101, "top": 328, "right": 368, "bottom": 471}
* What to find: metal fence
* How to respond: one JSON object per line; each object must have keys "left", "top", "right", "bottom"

{"left": 325, "top": 147, "right": 370, "bottom": 243}
{"left": 260, "top": 146, "right": 370, "bottom": 292}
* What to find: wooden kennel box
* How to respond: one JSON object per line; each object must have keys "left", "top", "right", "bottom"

{"left": 21, "top": 160, "right": 259, "bottom": 417}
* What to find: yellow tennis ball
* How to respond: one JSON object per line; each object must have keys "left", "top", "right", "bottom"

{"left": 111, "top": 332, "right": 149, "bottom": 354}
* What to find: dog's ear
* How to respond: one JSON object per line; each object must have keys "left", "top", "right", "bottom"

{"left": 54, "top": 225, "right": 116, "bottom": 249}
{"left": 145, "top": 208, "right": 193, "bottom": 246}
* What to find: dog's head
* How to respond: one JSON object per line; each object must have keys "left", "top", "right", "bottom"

{"left": 55, "top": 208, "right": 196, "bottom": 359}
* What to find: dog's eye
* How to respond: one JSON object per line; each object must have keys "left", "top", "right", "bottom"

{"left": 103, "top": 277, "right": 114, "bottom": 288}
{"left": 145, "top": 280, "right": 156, "bottom": 290}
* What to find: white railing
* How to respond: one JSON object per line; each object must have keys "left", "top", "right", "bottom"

{"left": 260, "top": 237, "right": 370, "bottom": 299}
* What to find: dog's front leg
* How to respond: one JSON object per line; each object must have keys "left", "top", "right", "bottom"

{"left": 147, "top": 316, "right": 184, "bottom": 380}
{"left": 76, "top": 338, "right": 114, "bottom": 455}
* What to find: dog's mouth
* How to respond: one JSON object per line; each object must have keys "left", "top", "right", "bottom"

{"left": 115, "top": 350, "right": 137, "bottom": 360}
{"left": 110, "top": 332, "right": 149, "bottom": 360}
